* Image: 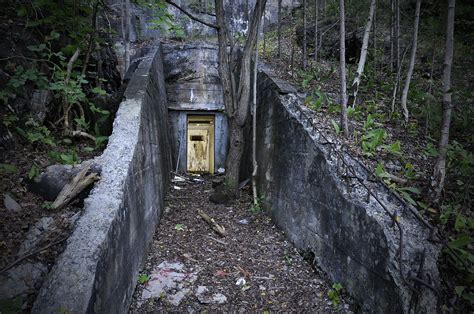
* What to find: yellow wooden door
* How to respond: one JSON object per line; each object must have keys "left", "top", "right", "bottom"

{"left": 187, "top": 116, "right": 214, "bottom": 173}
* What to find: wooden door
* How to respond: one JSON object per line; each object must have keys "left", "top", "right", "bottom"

{"left": 187, "top": 116, "right": 214, "bottom": 173}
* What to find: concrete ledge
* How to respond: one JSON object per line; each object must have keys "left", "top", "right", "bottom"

{"left": 256, "top": 70, "right": 440, "bottom": 313}
{"left": 33, "top": 44, "right": 172, "bottom": 313}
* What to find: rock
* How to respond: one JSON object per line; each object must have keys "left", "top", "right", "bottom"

{"left": 140, "top": 261, "right": 199, "bottom": 306}
{"left": 195, "top": 286, "right": 227, "bottom": 304}
{"left": 28, "top": 161, "right": 101, "bottom": 201}
{"left": 17, "top": 217, "right": 55, "bottom": 256}
{"left": 4, "top": 194, "right": 22, "bottom": 212}
{"left": 29, "top": 90, "right": 52, "bottom": 123}
{"left": 0, "top": 262, "right": 48, "bottom": 300}
{"left": 386, "top": 160, "right": 402, "bottom": 172}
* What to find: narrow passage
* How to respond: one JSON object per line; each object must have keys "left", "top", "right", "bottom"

{"left": 130, "top": 175, "right": 349, "bottom": 312}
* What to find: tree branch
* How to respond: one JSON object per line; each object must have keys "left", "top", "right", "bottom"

{"left": 165, "top": 0, "right": 218, "bottom": 29}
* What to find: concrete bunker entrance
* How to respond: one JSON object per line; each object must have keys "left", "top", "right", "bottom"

{"left": 187, "top": 115, "right": 215, "bottom": 173}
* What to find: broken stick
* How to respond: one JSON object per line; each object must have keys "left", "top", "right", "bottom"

{"left": 52, "top": 161, "right": 99, "bottom": 210}
{"left": 197, "top": 209, "right": 226, "bottom": 237}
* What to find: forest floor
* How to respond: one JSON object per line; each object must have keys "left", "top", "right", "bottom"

{"left": 130, "top": 175, "right": 351, "bottom": 313}
{"left": 0, "top": 138, "right": 100, "bottom": 311}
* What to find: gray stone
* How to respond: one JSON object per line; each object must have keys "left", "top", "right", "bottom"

{"left": 17, "top": 217, "right": 55, "bottom": 257}
{"left": 254, "top": 70, "right": 440, "bottom": 313}
{"left": 28, "top": 161, "right": 101, "bottom": 201}
{"left": 33, "top": 44, "right": 172, "bottom": 314}
{"left": 29, "top": 90, "right": 52, "bottom": 123}
{"left": 4, "top": 194, "right": 22, "bottom": 212}
{"left": 0, "top": 263, "right": 47, "bottom": 300}
{"left": 141, "top": 262, "right": 199, "bottom": 306}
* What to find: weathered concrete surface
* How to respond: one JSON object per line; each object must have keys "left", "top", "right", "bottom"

{"left": 255, "top": 70, "right": 440, "bottom": 313}
{"left": 163, "top": 43, "right": 228, "bottom": 172}
{"left": 32, "top": 44, "right": 172, "bottom": 313}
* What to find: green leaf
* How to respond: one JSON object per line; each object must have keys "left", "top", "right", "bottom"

{"left": 448, "top": 235, "right": 472, "bottom": 249}
{"left": 174, "top": 224, "right": 184, "bottom": 231}
{"left": 0, "top": 163, "right": 18, "bottom": 174}
{"left": 331, "top": 120, "right": 341, "bottom": 135}
{"left": 455, "top": 286, "right": 465, "bottom": 297}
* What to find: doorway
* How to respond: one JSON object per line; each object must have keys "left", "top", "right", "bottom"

{"left": 187, "top": 115, "right": 215, "bottom": 173}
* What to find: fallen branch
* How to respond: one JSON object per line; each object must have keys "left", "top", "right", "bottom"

{"left": 235, "top": 264, "right": 251, "bottom": 277}
{"left": 165, "top": 0, "right": 218, "bottom": 29}
{"left": 52, "top": 161, "right": 99, "bottom": 210}
{"left": 0, "top": 237, "right": 68, "bottom": 275}
{"left": 206, "top": 235, "right": 227, "bottom": 245}
{"left": 198, "top": 209, "right": 226, "bottom": 237}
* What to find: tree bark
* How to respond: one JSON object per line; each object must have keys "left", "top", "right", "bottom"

{"left": 314, "top": 0, "right": 318, "bottom": 62}
{"left": 339, "top": 0, "right": 349, "bottom": 137}
{"left": 215, "top": 0, "right": 267, "bottom": 186}
{"left": 390, "top": 0, "right": 394, "bottom": 72}
{"left": 303, "top": 0, "right": 307, "bottom": 70}
{"left": 395, "top": 0, "right": 400, "bottom": 71}
{"left": 277, "top": 0, "right": 282, "bottom": 59}
{"left": 351, "top": 0, "right": 376, "bottom": 108}
{"left": 252, "top": 17, "right": 260, "bottom": 205}
{"left": 123, "top": 0, "right": 131, "bottom": 74}
{"left": 400, "top": 0, "right": 421, "bottom": 124}
{"left": 430, "top": 0, "right": 455, "bottom": 204}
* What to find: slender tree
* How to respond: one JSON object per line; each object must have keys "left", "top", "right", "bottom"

{"left": 351, "top": 0, "right": 376, "bottom": 108}
{"left": 430, "top": 0, "right": 455, "bottom": 204}
{"left": 395, "top": 0, "right": 400, "bottom": 71}
{"left": 303, "top": 0, "right": 307, "bottom": 70}
{"left": 400, "top": 0, "right": 421, "bottom": 124}
{"left": 314, "top": 0, "right": 318, "bottom": 62}
{"left": 390, "top": 0, "right": 394, "bottom": 72}
{"left": 277, "top": 0, "right": 282, "bottom": 59}
{"left": 339, "top": 0, "right": 349, "bottom": 137}
{"left": 215, "top": 0, "right": 267, "bottom": 187}
{"left": 252, "top": 17, "right": 261, "bottom": 205}
{"left": 123, "top": 0, "right": 131, "bottom": 74}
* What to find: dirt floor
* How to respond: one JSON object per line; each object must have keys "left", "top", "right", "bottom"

{"left": 130, "top": 175, "right": 351, "bottom": 313}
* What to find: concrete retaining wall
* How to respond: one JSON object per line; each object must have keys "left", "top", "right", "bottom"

{"left": 255, "top": 70, "right": 440, "bottom": 313}
{"left": 33, "top": 44, "right": 172, "bottom": 313}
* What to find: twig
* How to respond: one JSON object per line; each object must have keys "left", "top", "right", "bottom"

{"left": 0, "top": 237, "right": 68, "bottom": 275}
{"left": 165, "top": 0, "right": 218, "bottom": 29}
{"left": 206, "top": 235, "right": 227, "bottom": 245}
{"left": 235, "top": 264, "right": 251, "bottom": 277}
{"left": 198, "top": 209, "right": 226, "bottom": 237}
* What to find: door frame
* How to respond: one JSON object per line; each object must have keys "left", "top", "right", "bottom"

{"left": 186, "top": 115, "right": 215, "bottom": 173}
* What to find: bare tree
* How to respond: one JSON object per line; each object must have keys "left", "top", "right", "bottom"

{"left": 123, "top": 0, "right": 131, "bottom": 74}
{"left": 252, "top": 17, "right": 261, "bottom": 205}
{"left": 400, "top": 0, "right": 421, "bottom": 124}
{"left": 395, "top": 0, "right": 400, "bottom": 71}
{"left": 390, "top": 0, "right": 394, "bottom": 72}
{"left": 351, "top": 0, "right": 376, "bottom": 108}
{"left": 314, "top": 0, "right": 318, "bottom": 62}
{"left": 303, "top": 0, "right": 307, "bottom": 70}
{"left": 339, "top": 0, "right": 349, "bottom": 137}
{"left": 215, "top": 0, "right": 267, "bottom": 187}
{"left": 165, "top": 0, "right": 266, "bottom": 193}
{"left": 277, "top": 0, "right": 282, "bottom": 59}
{"left": 430, "top": 0, "right": 455, "bottom": 204}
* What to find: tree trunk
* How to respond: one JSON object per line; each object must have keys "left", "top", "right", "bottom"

{"left": 373, "top": 1, "right": 377, "bottom": 75}
{"left": 123, "top": 0, "right": 131, "bottom": 74}
{"left": 314, "top": 0, "right": 318, "bottom": 62}
{"left": 252, "top": 17, "right": 260, "bottom": 205}
{"left": 430, "top": 0, "right": 455, "bottom": 204}
{"left": 400, "top": 0, "right": 421, "bottom": 124}
{"left": 395, "top": 0, "right": 400, "bottom": 71}
{"left": 351, "top": 0, "right": 376, "bottom": 108}
{"left": 277, "top": 0, "right": 282, "bottom": 59}
{"left": 303, "top": 0, "right": 307, "bottom": 70}
{"left": 390, "top": 0, "right": 394, "bottom": 72}
{"left": 339, "top": 0, "right": 349, "bottom": 137}
{"left": 215, "top": 0, "right": 267, "bottom": 187}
